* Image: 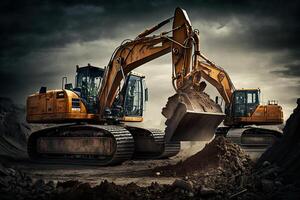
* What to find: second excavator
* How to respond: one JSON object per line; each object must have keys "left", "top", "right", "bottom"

{"left": 162, "top": 35, "right": 283, "bottom": 147}
{"left": 26, "top": 8, "right": 224, "bottom": 165}
{"left": 169, "top": 48, "right": 284, "bottom": 147}
{"left": 202, "top": 60, "right": 284, "bottom": 146}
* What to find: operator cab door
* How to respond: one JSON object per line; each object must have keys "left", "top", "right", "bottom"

{"left": 123, "top": 75, "right": 145, "bottom": 118}
{"left": 245, "top": 91, "right": 259, "bottom": 115}
{"left": 233, "top": 91, "right": 247, "bottom": 117}
{"left": 116, "top": 74, "right": 147, "bottom": 121}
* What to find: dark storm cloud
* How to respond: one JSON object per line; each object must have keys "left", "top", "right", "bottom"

{"left": 0, "top": 0, "right": 299, "bottom": 102}
{"left": 273, "top": 63, "right": 300, "bottom": 78}
{"left": 2, "top": 0, "right": 300, "bottom": 57}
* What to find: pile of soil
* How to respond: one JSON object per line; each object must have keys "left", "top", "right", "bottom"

{"left": 258, "top": 98, "right": 300, "bottom": 178}
{"left": 243, "top": 98, "right": 300, "bottom": 200}
{"left": 157, "top": 136, "right": 252, "bottom": 177}
{"left": 151, "top": 137, "right": 253, "bottom": 198}
{"left": 0, "top": 98, "right": 30, "bottom": 159}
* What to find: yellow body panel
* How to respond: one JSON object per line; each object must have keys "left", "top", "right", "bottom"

{"left": 27, "top": 90, "right": 98, "bottom": 123}
{"left": 225, "top": 104, "right": 283, "bottom": 126}
{"left": 121, "top": 116, "right": 143, "bottom": 122}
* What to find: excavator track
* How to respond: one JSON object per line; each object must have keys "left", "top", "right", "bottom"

{"left": 217, "top": 126, "right": 283, "bottom": 147}
{"left": 126, "top": 126, "right": 180, "bottom": 159}
{"left": 28, "top": 124, "right": 134, "bottom": 166}
{"left": 28, "top": 124, "right": 179, "bottom": 166}
{"left": 149, "top": 129, "right": 181, "bottom": 159}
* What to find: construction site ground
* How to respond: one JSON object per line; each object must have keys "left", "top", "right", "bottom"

{"left": 1, "top": 97, "right": 299, "bottom": 200}
{"left": 2, "top": 142, "right": 265, "bottom": 187}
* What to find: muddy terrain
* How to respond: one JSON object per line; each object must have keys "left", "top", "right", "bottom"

{"left": 0, "top": 98, "right": 300, "bottom": 199}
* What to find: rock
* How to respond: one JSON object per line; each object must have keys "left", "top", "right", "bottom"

{"left": 172, "top": 179, "right": 193, "bottom": 192}
{"left": 46, "top": 180, "right": 55, "bottom": 189}
{"left": 57, "top": 180, "right": 80, "bottom": 189}
{"left": 34, "top": 179, "right": 45, "bottom": 188}
{"left": 0, "top": 163, "right": 8, "bottom": 176}
{"left": 200, "top": 186, "right": 217, "bottom": 196}
{"left": 19, "top": 180, "right": 27, "bottom": 187}
{"left": 56, "top": 186, "right": 64, "bottom": 194}
{"left": 0, "top": 98, "right": 30, "bottom": 159}
{"left": 188, "top": 191, "right": 194, "bottom": 197}
{"left": 261, "top": 179, "right": 274, "bottom": 192}
{"left": 262, "top": 161, "right": 271, "bottom": 167}
{"left": 6, "top": 168, "right": 16, "bottom": 176}
{"left": 275, "top": 180, "right": 282, "bottom": 187}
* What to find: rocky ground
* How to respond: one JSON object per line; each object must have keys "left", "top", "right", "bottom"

{"left": 0, "top": 97, "right": 30, "bottom": 159}
{"left": 0, "top": 98, "right": 299, "bottom": 199}
{"left": 0, "top": 136, "right": 253, "bottom": 200}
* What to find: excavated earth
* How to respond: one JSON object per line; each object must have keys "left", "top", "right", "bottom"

{"left": 0, "top": 98, "right": 300, "bottom": 199}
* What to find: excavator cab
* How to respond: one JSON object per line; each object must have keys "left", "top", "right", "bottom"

{"left": 113, "top": 72, "right": 148, "bottom": 122}
{"left": 231, "top": 89, "right": 260, "bottom": 118}
{"left": 73, "top": 65, "right": 147, "bottom": 120}
{"left": 74, "top": 65, "right": 104, "bottom": 113}
{"left": 225, "top": 89, "right": 283, "bottom": 126}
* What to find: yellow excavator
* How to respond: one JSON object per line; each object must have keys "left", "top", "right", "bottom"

{"left": 26, "top": 8, "right": 224, "bottom": 165}
{"left": 192, "top": 51, "right": 284, "bottom": 146}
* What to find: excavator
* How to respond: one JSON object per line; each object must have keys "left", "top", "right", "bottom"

{"left": 191, "top": 52, "right": 284, "bottom": 146}
{"left": 26, "top": 7, "right": 283, "bottom": 166}
{"left": 26, "top": 8, "right": 224, "bottom": 165}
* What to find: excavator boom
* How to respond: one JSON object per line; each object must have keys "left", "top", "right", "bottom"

{"left": 98, "top": 7, "right": 224, "bottom": 141}
{"left": 194, "top": 44, "right": 283, "bottom": 126}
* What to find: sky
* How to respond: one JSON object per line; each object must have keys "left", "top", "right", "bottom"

{"left": 1, "top": 0, "right": 300, "bottom": 127}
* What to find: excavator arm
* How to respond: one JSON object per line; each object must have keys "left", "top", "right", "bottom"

{"left": 195, "top": 51, "right": 235, "bottom": 106}
{"left": 193, "top": 36, "right": 283, "bottom": 127}
{"left": 98, "top": 8, "right": 194, "bottom": 116}
{"left": 98, "top": 36, "right": 172, "bottom": 115}
{"left": 98, "top": 8, "right": 224, "bottom": 142}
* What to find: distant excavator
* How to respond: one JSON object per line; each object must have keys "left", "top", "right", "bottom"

{"left": 191, "top": 52, "right": 284, "bottom": 146}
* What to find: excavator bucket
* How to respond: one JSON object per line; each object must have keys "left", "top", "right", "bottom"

{"left": 161, "top": 7, "right": 225, "bottom": 141}
{"left": 162, "top": 91, "right": 225, "bottom": 142}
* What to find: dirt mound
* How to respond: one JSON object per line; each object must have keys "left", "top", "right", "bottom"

{"left": 0, "top": 162, "right": 56, "bottom": 200}
{"left": 0, "top": 162, "right": 212, "bottom": 200}
{"left": 258, "top": 98, "right": 300, "bottom": 179}
{"left": 0, "top": 97, "right": 30, "bottom": 159}
{"left": 246, "top": 98, "right": 300, "bottom": 199}
{"left": 157, "top": 136, "right": 253, "bottom": 176}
